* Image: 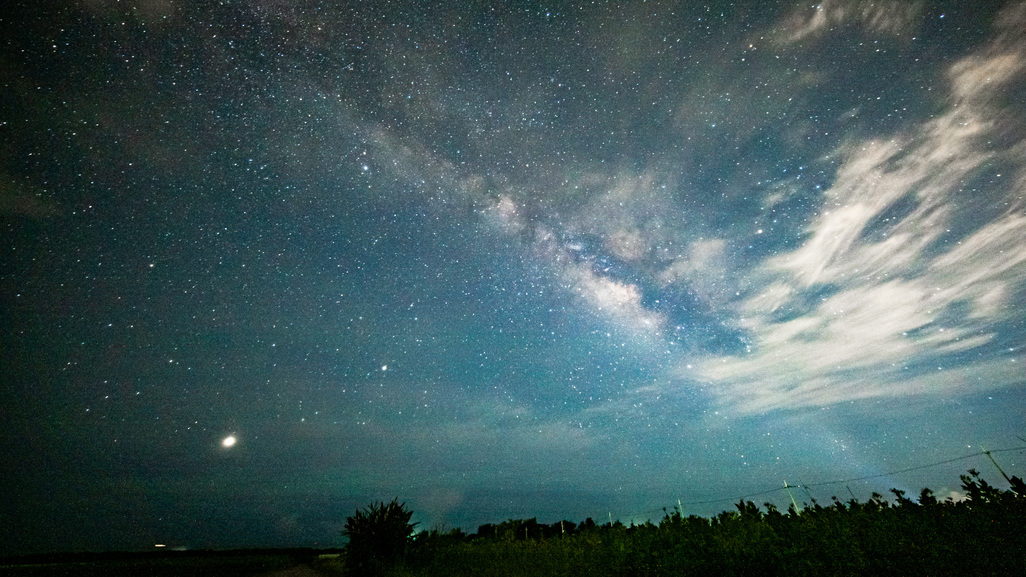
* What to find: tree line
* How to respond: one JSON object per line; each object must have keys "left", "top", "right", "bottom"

{"left": 332, "top": 469, "right": 1026, "bottom": 576}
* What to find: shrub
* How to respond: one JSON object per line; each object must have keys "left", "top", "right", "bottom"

{"left": 343, "top": 499, "right": 418, "bottom": 575}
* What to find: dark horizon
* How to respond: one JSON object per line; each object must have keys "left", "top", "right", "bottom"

{"left": 3, "top": 0, "right": 1025, "bottom": 557}
{"left": 1, "top": 456, "right": 1022, "bottom": 558}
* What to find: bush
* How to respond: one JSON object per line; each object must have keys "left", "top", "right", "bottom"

{"left": 343, "top": 499, "right": 418, "bottom": 575}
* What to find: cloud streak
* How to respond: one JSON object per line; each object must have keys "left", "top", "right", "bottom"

{"left": 693, "top": 7, "right": 1026, "bottom": 414}
{"left": 779, "top": 0, "right": 924, "bottom": 44}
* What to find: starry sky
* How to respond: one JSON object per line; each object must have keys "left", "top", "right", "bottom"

{"left": 2, "top": 0, "right": 1025, "bottom": 555}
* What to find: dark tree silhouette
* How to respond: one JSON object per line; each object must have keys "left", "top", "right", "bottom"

{"left": 342, "top": 499, "right": 418, "bottom": 575}
{"left": 337, "top": 472, "right": 1026, "bottom": 577}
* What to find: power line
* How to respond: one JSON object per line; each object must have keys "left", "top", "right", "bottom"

{"left": 802, "top": 446, "right": 1026, "bottom": 490}
{"left": 628, "top": 445, "right": 1026, "bottom": 518}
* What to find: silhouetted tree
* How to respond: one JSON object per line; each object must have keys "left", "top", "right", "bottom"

{"left": 918, "top": 487, "right": 938, "bottom": 506}
{"left": 342, "top": 499, "right": 417, "bottom": 575}
{"left": 960, "top": 469, "right": 1001, "bottom": 504}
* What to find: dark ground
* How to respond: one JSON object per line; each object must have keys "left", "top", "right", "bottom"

{"left": 0, "top": 550, "right": 342, "bottom": 577}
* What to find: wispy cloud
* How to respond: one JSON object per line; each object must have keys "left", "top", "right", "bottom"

{"left": 779, "top": 0, "right": 924, "bottom": 44}
{"left": 693, "top": 7, "right": 1026, "bottom": 414}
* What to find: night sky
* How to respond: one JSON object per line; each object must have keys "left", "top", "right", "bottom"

{"left": 3, "top": 0, "right": 1025, "bottom": 556}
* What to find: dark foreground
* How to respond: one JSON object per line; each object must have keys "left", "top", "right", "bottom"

{"left": 0, "top": 549, "right": 342, "bottom": 577}
{"left": 5, "top": 472, "right": 1024, "bottom": 577}
{"left": 336, "top": 471, "right": 1026, "bottom": 577}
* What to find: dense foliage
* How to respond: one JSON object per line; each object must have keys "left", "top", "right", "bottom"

{"left": 342, "top": 499, "right": 418, "bottom": 575}
{"left": 334, "top": 471, "right": 1025, "bottom": 577}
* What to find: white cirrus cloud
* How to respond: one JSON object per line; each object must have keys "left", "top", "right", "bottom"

{"left": 692, "top": 8, "right": 1026, "bottom": 415}
{"left": 779, "top": 0, "right": 924, "bottom": 44}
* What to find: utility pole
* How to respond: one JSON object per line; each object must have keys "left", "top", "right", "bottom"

{"left": 981, "top": 446, "right": 1013, "bottom": 484}
{"left": 784, "top": 481, "right": 802, "bottom": 515}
